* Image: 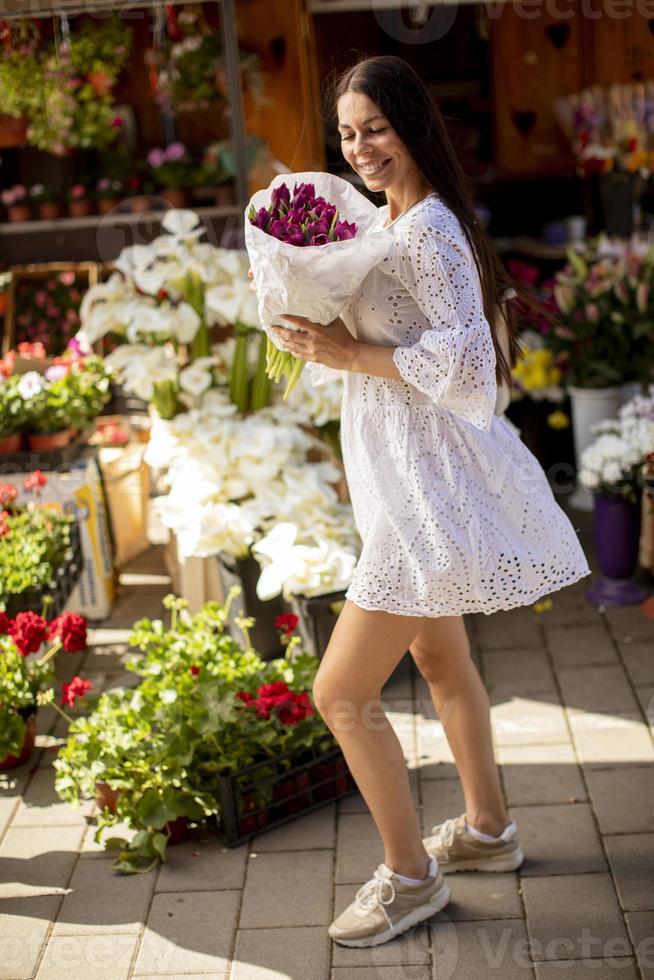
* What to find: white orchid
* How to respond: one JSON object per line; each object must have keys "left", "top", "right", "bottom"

{"left": 206, "top": 279, "right": 261, "bottom": 329}
{"left": 105, "top": 343, "right": 178, "bottom": 401}
{"left": 178, "top": 357, "right": 216, "bottom": 397}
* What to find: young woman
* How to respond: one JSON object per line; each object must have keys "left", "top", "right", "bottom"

{"left": 271, "top": 55, "right": 590, "bottom": 948}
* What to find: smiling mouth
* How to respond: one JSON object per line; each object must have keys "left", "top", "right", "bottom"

{"left": 358, "top": 159, "right": 390, "bottom": 176}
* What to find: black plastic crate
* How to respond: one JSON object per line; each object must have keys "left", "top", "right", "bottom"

{"left": 290, "top": 590, "right": 347, "bottom": 660}
{"left": 4, "top": 519, "right": 83, "bottom": 619}
{"left": 215, "top": 552, "right": 295, "bottom": 660}
{"left": 212, "top": 742, "right": 357, "bottom": 847}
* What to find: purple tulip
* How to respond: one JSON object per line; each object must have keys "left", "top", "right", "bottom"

{"left": 309, "top": 234, "right": 330, "bottom": 246}
{"left": 305, "top": 218, "right": 330, "bottom": 240}
{"left": 291, "top": 182, "right": 315, "bottom": 210}
{"left": 333, "top": 219, "right": 357, "bottom": 241}
{"left": 282, "top": 224, "right": 305, "bottom": 245}
{"left": 271, "top": 184, "right": 290, "bottom": 212}
{"left": 254, "top": 207, "right": 271, "bottom": 231}
{"left": 269, "top": 218, "right": 290, "bottom": 239}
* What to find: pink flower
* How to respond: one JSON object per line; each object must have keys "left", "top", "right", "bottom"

{"left": 111, "top": 115, "right": 123, "bottom": 128}
{"left": 147, "top": 147, "right": 166, "bottom": 168}
{"left": 59, "top": 271, "right": 75, "bottom": 286}
{"left": 165, "top": 142, "right": 187, "bottom": 162}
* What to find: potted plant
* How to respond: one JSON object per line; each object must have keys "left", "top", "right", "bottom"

{"left": 579, "top": 402, "right": 654, "bottom": 606}
{"left": 147, "top": 143, "right": 196, "bottom": 208}
{"left": 0, "top": 375, "right": 27, "bottom": 453}
{"left": 0, "top": 271, "right": 11, "bottom": 317}
{"left": 67, "top": 184, "right": 93, "bottom": 218}
{"left": 29, "top": 183, "right": 62, "bottom": 221}
{"left": 54, "top": 590, "right": 353, "bottom": 871}
{"left": 2, "top": 185, "right": 31, "bottom": 222}
{"left": 94, "top": 177, "right": 125, "bottom": 215}
{"left": 0, "top": 609, "right": 90, "bottom": 770}
{"left": 22, "top": 353, "right": 113, "bottom": 450}
{"left": 197, "top": 141, "right": 235, "bottom": 206}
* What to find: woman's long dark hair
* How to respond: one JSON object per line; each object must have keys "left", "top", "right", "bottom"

{"left": 330, "top": 55, "right": 528, "bottom": 388}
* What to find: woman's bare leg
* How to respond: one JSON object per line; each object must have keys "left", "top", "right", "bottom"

{"left": 313, "top": 598, "right": 430, "bottom": 879}
{"left": 409, "top": 615, "right": 508, "bottom": 836}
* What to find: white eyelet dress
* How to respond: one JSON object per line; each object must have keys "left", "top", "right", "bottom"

{"left": 335, "top": 192, "right": 591, "bottom": 617}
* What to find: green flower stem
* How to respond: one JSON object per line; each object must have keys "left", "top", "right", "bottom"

{"left": 186, "top": 272, "right": 210, "bottom": 361}
{"left": 36, "top": 638, "right": 62, "bottom": 668}
{"left": 230, "top": 322, "right": 249, "bottom": 412}
{"left": 250, "top": 331, "right": 271, "bottom": 411}
{"left": 283, "top": 356, "right": 306, "bottom": 401}
{"left": 51, "top": 701, "right": 74, "bottom": 725}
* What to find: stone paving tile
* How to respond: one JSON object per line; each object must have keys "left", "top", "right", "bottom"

{"left": 12, "top": 767, "right": 93, "bottom": 827}
{"left": 331, "top": 914, "right": 430, "bottom": 968}
{"left": 0, "top": 764, "right": 32, "bottom": 800}
{"left": 419, "top": 778, "right": 465, "bottom": 836}
{"left": 136, "top": 975, "right": 226, "bottom": 980}
{"left": 482, "top": 648, "right": 558, "bottom": 699}
{"left": 534, "top": 960, "right": 640, "bottom": 979}
{"left": 430, "top": 916, "right": 534, "bottom": 979}
{"left": 521, "top": 873, "right": 628, "bottom": 961}
{"left": 585, "top": 766, "right": 654, "bottom": 834}
{"left": 134, "top": 890, "right": 240, "bottom": 975}
{"left": 239, "top": 850, "right": 333, "bottom": 927}
{"left": 498, "top": 743, "right": 586, "bottom": 806}
{"left": 155, "top": 835, "right": 247, "bottom": 891}
{"left": 474, "top": 608, "right": 542, "bottom": 650}
{"left": 382, "top": 654, "right": 414, "bottom": 699}
{"left": 0, "top": 795, "right": 18, "bottom": 842}
{"left": 509, "top": 803, "right": 606, "bottom": 876}
{"left": 619, "top": 642, "right": 654, "bottom": 687}
{"left": 416, "top": 715, "right": 458, "bottom": 775}
{"left": 637, "top": 686, "right": 654, "bottom": 725}
{"left": 51, "top": 856, "right": 155, "bottom": 935}
{"left": 556, "top": 665, "right": 639, "bottom": 713}
{"left": 232, "top": 926, "right": 329, "bottom": 980}
{"left": 0, "top": 895, "right": 62, "bottom": 979}
{"left": 251, "top": 801, "right": 336, "bottom": 852}
{"left": 79, "top": 819, "right": 134, "bottom": 858}
{"left": 490, "top": 696, "right": 569, "bottom": 747}
{"left": 568, "top": 710, "right": 654, "bottom": 766}
{"left": 332, "top": 968, "right": 430, "bottom": 980}
{"left": 625, "top": 910, "right": 654, "bottom": 980}
{"left": 446, "top": 874, "right": 523, "bottom": 922}
{"left": 35, "top": 933, "right": 138, "bottom": 979}
{"left": 0, "top": 824, "right": 85, "bottom": 898}
{"left": 335, "top": 812, "right": 383, "bottom": 885}
{"left": 604, "top": 833, "right": 654, "bottom": 911}
{"left": 535, "top": 587, "right": 603, "bottom": 627}
{"left": 605, "top": 607, "right": 654, "bottom": 643}
{"left": 545, "top": 624, "right": 619, "bottom": 668}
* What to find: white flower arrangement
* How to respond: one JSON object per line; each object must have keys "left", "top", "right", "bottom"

{"left": 579, "top": 411, "right": 654, "bottom": 501}
{"left": 252, "top": 522, "right": 358, "bottom": 600}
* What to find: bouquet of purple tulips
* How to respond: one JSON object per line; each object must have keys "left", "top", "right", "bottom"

{"left": 245, "top": 172, "right": 392, "bottom": 400}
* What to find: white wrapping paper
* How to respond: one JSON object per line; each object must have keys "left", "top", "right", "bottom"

{"left": 244, "top": 172, "right": 393, "bottom": 385}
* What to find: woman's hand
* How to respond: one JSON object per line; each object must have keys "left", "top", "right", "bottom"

{"left": 271, "top": 315, "right": 359, "bottom": 371}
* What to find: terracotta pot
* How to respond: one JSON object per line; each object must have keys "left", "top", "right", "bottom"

{"left": 68, "top": 200, "right": 92, "bottom": 218}
{"left": 0, "top": 114, "right": 28, "bottom": 149}
{"left": 129, "top": 195, "right": 152, "bottom": 213}
{"left": 162, "top": 188, "right": 189, "bottom": 209}
{"left": 27, "top": 427, "right": 76, "bottom": 451}
{"left": 38, "top": 201, "right": 62, "bottom": 220}
{"left": 95, "top": 781, "right": 121, "bottom": 814}
{"left": 0, "top": 432, "right": 22, "bottom": 453}
{"left": 97, "top": 198, "right": 119, "bottom": 215}
{"left": 0, "top": 718, "right": 36, "bottom": 771}
{"left": 7, "top": 204, "right": 31, "bottom": 222}
{"left": 0, "top": 292, "right": 7, "bottom": 316}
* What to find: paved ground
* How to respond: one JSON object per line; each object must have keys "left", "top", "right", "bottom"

{"left": 1, "top": 506, "right": 654, "bottom": 980}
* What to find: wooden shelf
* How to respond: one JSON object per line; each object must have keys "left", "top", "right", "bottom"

{"left": 0, "top": 205, "right": 243, "bottom": 237}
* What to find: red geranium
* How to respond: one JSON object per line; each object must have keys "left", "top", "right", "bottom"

{"left": 189, "top": 665, "right": 200, "bottom": 676}
{"left": 60, "top": 675, "right": 93, "bottom": 707}
{"left": 0, "top": 484, "right": 18, "bottom": 507}
{"left": 274, "top": 613, "right": 299, "bottom": 636}
{"left": 48, "top": 612, "right": 87, "bottom": 653}
{"left": 9, "top": 611, "right": 48, "bottom": 656}
{"left": 0, "top": 611, "right": 11, "bottom": 634}
{"left": 23, "top": 471, "right": 48, "bottom": 492}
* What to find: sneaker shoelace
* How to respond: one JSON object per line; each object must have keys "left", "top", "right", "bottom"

{"left": 355, "top": 871, "right": 396, "bottom": 913}
{"left": 425, "top": 816, "right": 458, "bottom": 856}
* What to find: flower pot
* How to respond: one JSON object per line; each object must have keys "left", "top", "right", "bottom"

{"left": 162, "top": 188, "right": 189, "bottom": 209}
{"left": 97, "top": 198, "right": 119, "bottom": 215}
{"left": 568, "top": 385, "right": 622, "bottom": 511}
{"left": 0, "top": 432, "right": 22, "bottom": 453}
{"left": 165, "top": 816, "right": 190, "bottom": 845}
{"left": 0, "top": 717, "right": 36, "bottom": 771}
{"left": 0, "top": 293, "right": 7, "bottom": 316}
{"left": 68, "top": 200, "right": 92, "bottom": 218}
{"left": 129, "top": 196, "right": 152, "bottom": 213}
{"left": 38, "top": 201, "right": 62, "bottom": 221}
{"left": 215, "top": 183, "right": 236, "bottom": 207}
{"left": 587, "top": 492, "right": 651, "bottom": 606}
{"left": 0, "top": 114, "right": 27, "bottom": 149}
{"left": 216, "top": 553, "right": 294, "bottom": 660}
{"left": 290, "top": 589, "right": 346, "bottom": 660}
{"left": 28, "top": 428, "right": 76, "bottom": 451}
{"left": 95, "top": 781, "right": 121, "bottom": 814}
{"left": 7, "top": 204, "right": 32, "bottom": 222}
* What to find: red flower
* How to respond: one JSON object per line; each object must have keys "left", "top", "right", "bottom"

{"left": 189, "top": 665, "right": 200, "bottom": 676}
{"left": 60, "top": 675, "right": 93, "bottom": 707}
{"left": 0, "top": 611, "right": 11, "bottom": 634}
{"left": 274, "top": 613, "right": 299, "bottom": 636}
{"left": 0, "top": 519, "right": 9, "bottom": 538}
{"left": 0, "top": 484, "right": 18, "bottom": 507}
{"left": 48, "top": 612, "right": 87, "bottom": 652}
{"left": 258, "top": 681, "right": 290, "bottom": 698}
{"left": 627, "top": 136, "right": 638, "bottom": 153}
{"left": 157, "top": 288, "right": 169, "bottom": 300}
{"left": 236, "top": 690, "right": 253, "bottom": 704}
{"left": 23, "top": 471, "right": 48, "bottom": 492}
{"left": 9, "top": 611, "right": 48, "bottom": 656}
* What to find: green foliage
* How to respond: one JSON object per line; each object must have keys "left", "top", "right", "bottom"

{"left": 0, "top": 636, "right": 52, "bottom": 758}
{"left": 0, "top": 509, "right": 75, "bottom": 606}
{"left": 54, "top": 590, "right": 334, "bottom": 873}
{"left": 0, "top": 376, "right": 28, "bottom": 440}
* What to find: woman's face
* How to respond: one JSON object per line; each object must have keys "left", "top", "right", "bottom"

{"left": 337, "top": 91, "right": 417, "bottom": 193}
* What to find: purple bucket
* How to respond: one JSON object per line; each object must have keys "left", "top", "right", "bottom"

{"left": 587, "top": 492, "right": 650, "bottom": 606}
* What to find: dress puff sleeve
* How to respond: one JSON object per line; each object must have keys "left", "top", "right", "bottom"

{"left": 388, "top": 202, "right": 497, "bottom": 432}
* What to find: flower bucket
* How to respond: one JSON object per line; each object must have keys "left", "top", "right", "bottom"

{"left": 0, "top": 715, "right": 36, "bottom": 771}
{"left": 587, "top": 492, "right": 651, "bottom": 606}
{"left": 213, "top": 742, "right": 356, "bottom": 847}
{"left": 27, "top": 427, "right": 76, "bottom": 451}
{"left": 289, "top": 589, "right": 346, "bottom": 660}
{"left": 0, "top": 433, "right": 23, "bottom": 453}
{"left": 568, "top": 385, "right": 622, "bottom": 511}
{"left": 216, "top": 553, "right": 293, "bottom": 660}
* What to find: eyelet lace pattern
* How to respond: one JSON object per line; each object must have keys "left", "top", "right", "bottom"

{"left": 336, "top": 195, "right": 591, "bottom": 618}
